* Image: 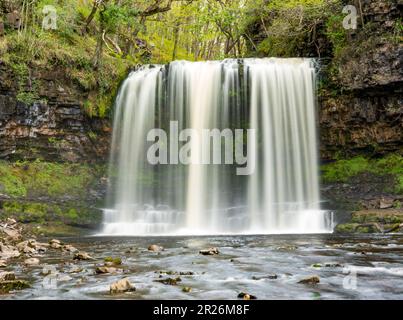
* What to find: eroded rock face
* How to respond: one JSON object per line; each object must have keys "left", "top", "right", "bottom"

{"left": 320, "top": 93, "right": 402, "bottom": 159}
{"left": 0, "top": 63, "right": 111, "bottom": 162}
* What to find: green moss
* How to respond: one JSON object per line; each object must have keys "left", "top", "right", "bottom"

{"left": 322, "top": 154, "right": 403, "bottom": 193}
{"left": 104, "top": 257, "right": 122, "bottom": 265}
{"left": 3, "top": 200, "right": 102, "bottom": 226}
{"left": 0, "top": 280, "right": 30, "bottom": 294}
{"left": 334, "top": 223, "right": 357, "bottom": 233}
{"left": 0, "top": 160, "right": 105, "bottom": 200}
{"left": 321, "top": 157, "right": 369, "bottom": 182}
{"left": 0, "top": 164, "right": 27, "bottom": 197}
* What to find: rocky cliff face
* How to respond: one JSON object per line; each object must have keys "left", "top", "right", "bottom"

{"left": 0, "top": 62, "right": 111, "bottom": 162}
{"left": 247, "top": 0, "right": 402, "bottom": 160}
{"left": 320, "top": 0, "right": 402, "bottom": 160}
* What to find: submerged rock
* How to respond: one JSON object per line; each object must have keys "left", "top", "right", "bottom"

{"left": 104, "top": 257, "right": 122, "bottom": 265}
{"left": 238, "top": 292, "right": 257, "bottom": 300}
{"left": 110, "top": 278, "right": 135, "bottom": 294}
{"left": 0, "top": 271, "right": 15, "bottom": 281}
{"left": 148, "top": 244, "right": 163, "bottom": 252}
{"left": 24, "top": 258, "right": 40, "bottom": 266}
{"left": 0, "top": 280, "right": 30, "bottom": 294}
{"left": 63, "top": 245, "right": 78, "bottom": 253}
{"left": 155, "top": 277, "right": 182, "bottom": 285}
{"left": 0, "top": 260, "right": 7, "bottom": 268}
{"left": 312, "top": 262, "right": 343, "bottom": 268}
{"left": 298, "top": 275, "right": 320, "bottom": 285}
{"left": 199, "top": 247, "right": 219, "bottom": 255}
{"left": 156, "top": 270, "right": 194, "bottom": 276}
{"left": 182, "top": 287, "right": 192, "bottom": 293}
{"left": 96, "top": 266, "right": 118, "bottom": 274}
{"left": 252, "top": 274, "right": 278, "bottom": 280}
{"left": 73, "top": 252, "right": 93, "bottom": 260}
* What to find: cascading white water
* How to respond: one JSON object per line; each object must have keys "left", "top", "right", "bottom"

{"left": 102, "top": 58, "right": 333, "bottom": 235}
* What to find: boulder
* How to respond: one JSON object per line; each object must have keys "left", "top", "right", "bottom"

{"left": 0, "top": 271, "right": 15, "bottom": 281}
{"left": 298, "top": 275, "right": 320, "bottom": 285}
{"left": 0, "top": 260, "right": 6, "bottom": 268}
{"left": 148, "top": 244, "right": 163, "bottom": 252}
{"left": 238, "top": 292, "right": 257, "bottom": 300}
{"left": 379, "top": 197, "right": 394, "bottom": 209}
{"left": 1, "top": 227, "right": 21, "bottom": 241}
{"left": 73, "top": 251, "right": 93, "bottom": 260}
{"left": 154, "top": 277, "right": 182, "bottom": 285}
{"left": 182, "top": 287, "right": 192, "bottom": 293}
{"left": 49, "top": 239, "right": 63, "bottom": 249}
{"left": 0, "top": 243, "right": 20, "bottom": 259}
{"left": 24, "top": 258, "right": 40, "bottom": 266}
{"left": 95, "top": 266, "right": 118, "bottom": 274}
{"left": 199, "top": 247, "right": 219, "bottom": 255}
{"left": 110, "top": 278, "right": 135, "bottom": 294}
{"left": 63, "top": 244, "right": 78, "bottom": 253}
{"left": 0, "top": 280, "right": 30, "bottom": 294}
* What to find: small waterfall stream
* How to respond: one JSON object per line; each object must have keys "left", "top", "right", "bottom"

{"left": 103, "top": 58, "right": 333, "bottom": 235}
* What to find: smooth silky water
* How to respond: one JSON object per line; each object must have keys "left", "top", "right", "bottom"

{"left": 6, "top": 234, "right": 403, "bottom": 300}
{"left": 102, "top": 58, "right": 333, "bottom": 236}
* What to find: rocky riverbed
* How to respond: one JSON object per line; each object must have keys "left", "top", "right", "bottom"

{"left": 1, "top": 218, "right": 403, "bottom": 300}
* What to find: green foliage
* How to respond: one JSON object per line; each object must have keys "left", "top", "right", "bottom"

{"left": 0, "top": 164, "right": 27, "bottom": 197}
{"left": 322, "top": 154, "right": 403, "bottom": 193}
{"left": 325, "top": 14, "right": 348, "bottom": 56}
{"left": 3, "top": 200, "right": 101, "bottom": 225}
{"left": 0, "top": 160, "right": 105, "bottom": 199}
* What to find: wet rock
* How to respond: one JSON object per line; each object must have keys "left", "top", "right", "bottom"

{"left": 63, "top": 244, "right": 78, "bottom": 253}
{"left": 252, "top": 274, "right": 278, "bottom": 280}
{"left": 238, "top": 292, "right": 257, "bottom": 300}
{"left": 154, "top": 277, "right": 182, "bottom": 285}
{"left": 50, "top": 239, "right": 63, "bottom": 249}
{"left": 182, "top": 287, "right": 192, "bottom": 293}
{"left": 73, "top": 251, "right": 93, "bottom": 260}
{"left": 312, "top": 262, "right": 343, "bottom": 268}
{"left": 148, "top": 244, "right": 163, "bottom": 252}
{"left": 0, "top": 271, "right": 15, "bottom": 281}
{"left": 380, "top": 197, "right": 395, "bottom": 209}
{"left": 6, "top": 218, "right": 17, "bottom": 226}
{"left": 298, "top": 275, "right": 320, "bottom": 285}
{"left": 104, "top": 257, "right": 122, "bottom": 265}
{"left": 96, "top": 266, "right": 118, "bottom": 274}
{"left": 24, "top": 257, "right": 40, "bottom": 266}
{"left": 156, "top": 270, "right": 194, "bottom": 276}
{"left": 199, "top": 247, "right": 219, "bottom": 255}
{"left": 1, "top": 227, "right": 21, "bottom": 241}
{"left": 66, "top": 266, "right": 84, "bottom": 274}
{"left": 57, "top": 274, "right": 73, "bottom": 282}
{"left": 0, "top": 280, "right": 30, "bottom": 294}
{"left": 0, "top": 260, "right": 6, "bottom": 268}
{"left": 276, "top": 245, "right": 297, "bottom": 251}
{"left": 0, "top": 243, "right": 20, "bottom": 259}
{"left": 17, "top": 239, "right": 47, "bottom": 254}
{"left": 40, "top": 265, "right": 58, "bottom": 276}
{"left": 110, "top": 278, "right": 135, "bottom": 294}
{"left": 16, "top": 241, "right": 36, "bottom": 254}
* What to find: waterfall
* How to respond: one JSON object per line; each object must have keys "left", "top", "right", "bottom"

{"left": 102, "top": 58, "right": 333, "bottom": 235}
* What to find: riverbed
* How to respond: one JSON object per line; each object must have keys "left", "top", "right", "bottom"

{"left": 3, "top": 234, "right": 403, "bottom": 300}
